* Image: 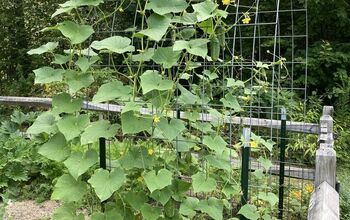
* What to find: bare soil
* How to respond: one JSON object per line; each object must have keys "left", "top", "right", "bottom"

{"left": 4, "top": 200, "right": 60, "bottom": 220}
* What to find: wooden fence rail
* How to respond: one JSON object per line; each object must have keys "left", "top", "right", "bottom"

{"left": 0, "top": 96, "right": 319, "bottom": 134}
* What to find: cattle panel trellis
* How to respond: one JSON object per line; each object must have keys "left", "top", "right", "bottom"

{"left": 1, "top": 97, "right": 337, "bottom": 219}
{"left": 1, "top": 0, "right": 336, "bottom": 219}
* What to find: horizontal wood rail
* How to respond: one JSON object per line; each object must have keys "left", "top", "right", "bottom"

{"left": 0, "top": 96, "right": 319, "bottom": 134}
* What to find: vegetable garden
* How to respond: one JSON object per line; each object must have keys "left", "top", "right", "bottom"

{"left": 0, "top": 0, "right": 341, "bottom": 219}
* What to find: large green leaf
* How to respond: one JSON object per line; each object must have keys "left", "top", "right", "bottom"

{"left": 131, "top": 48, "right": 155, "bottom": 62}
{"left": 56, "top": 21, "right": 94, "bottom": 44}
{"left": 144, "top": 169, "right": 173, "bottom": 193}
{"left": 121, "top": 111, "right": 152, "bottom": 134}
{"left": 52, "top": 93, "right": 83, "bottom": 114}
{"left": 28, "top": 42, "right": 58, "bottom": 55}
{"left": 53, "top": 0, "right": 104, "bottom": 18}
{"left": 64, "top": 149, "right": 98, "bottom": 180}
{"left": 92, "top": 81, "right": 131, "bottom": 103}
{"left": 191, "top": 172, "right": 216, "bottom": 193}
{"left": 76, "top": 56, "right": 99, "bottom": 73}
{"left": 33, "top": 67, "right": 65, "bottom": 84}
{"left": 27, "top": 112, "right": 57, "bottom": 134}
{"left": 146, "top": 0, "right": 187, "bottom": 15}
{"left": 125, "top": 191, "right": 148, "bottom": 210}
{"left": 220, "top": 93, "right": 243, "bottom": 112}
{"left": 52, "top": 54, "right": 70, "bottom": 65}
{"left": 38, "top": 133, "right": 70, "bottom": 162}
{"left": 140, "top": 70, "right": 173, "bottom": 94}
{"left": 150, "top": 187, "right": 172, "bottom": 205}
{"left": 197, "top": 198, "right": 223, "bottom": 220}
{"left": 64, "top": 70, "right": 94, "bottom": 93}
{"left": 91, "top": 36, "right": 135, "bottom": 54}
{"left": 119, "top": 147, "right": 155, "bottom": 169}
{"left": 177, "top": 84, "right": 201, "bottom": 105}
{"left": 60, "top": 0, "right": 104, "bottom": 7}
{"left": 238, "top": 204, "right": 259, "bottom": 220}
{"left": 258, "top": 192, "right": 278, "bottom": 207}
{"left": 81, "top": 120, "right": 119, "bottom": 145}
{"left": 156, "top": 118, "right": 186, "bottom": 141}
{"left": 203, "top": 135, "right": 227, "bottom": 154}
{"left": 192, "top": 0, "right": 217, "bottom": 22}
{"left": 151, "top": 47, "right": 181, "bottom": 69}
{"left": 88, "top": 168, "right": 126, "bottom": 202}
{"left": 51, "top": 174, "right": 88, "bottom": 202}
{"left": 179, "top": 197, "right": 199, "bottom": 218}
{"left": 173, "top": 39, "right": 210, "bottom": 58}
{"left": 52, "top": 203, "right": 84, "bottom": 220}
{"left": 138, "top": 14, "right": 171, "bottom": 42}
{"left": 172, "top": 12, "right": 197, "bottom": 25}
{"left": 140, "top": 204, "right": 162, "bottom": 220}
{"left": 57, "top": 114, "right": 89, "bottom": 141}
{"left": 257, "top": 156, "right": 273, "bottom": 171}
{"left": 91, "top": 209, "right": 123, "bottom": 220}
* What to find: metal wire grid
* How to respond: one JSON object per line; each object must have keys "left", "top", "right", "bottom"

{"left": 86, "top": 0, "right": 312, "bottom": 219}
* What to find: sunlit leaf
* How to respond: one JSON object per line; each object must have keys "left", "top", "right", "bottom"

{"left": 56, "top": 21, "right": 94, "bottom": 44}
{"left": 146, "top": 0, "right": 187, "bottom": 15}
{"left": 173, "top": 39, "right": 210, "bottom": 58}
{"left": 81, "top": 120, "right": 119, "bottom": 145}
{"left": 28, "top": 42, "right": 58, "bottom": 55}
{"left": 144, "top": 169, "right": 173, "bottom": 193}
{"left": 191, "top": 172, "right": 216, "bottom": 193}
{"left": 140, "top": 70, "right": 173, "bottom": 94}
{"left": 33, "top": 67, "right": 65, "bottom": 84}
{"left": 138, "top": 14, "right": 171, "bottom": 42}
{"left": 64, "top": 149, "right": 98, "bottom": 180}
{"left": 39, "top": 133, "right": 70, "bottom": 162}
{"left": 152, "top": 47, "right": 181, "bottom": 69}
{"left": 88, "top": 168, "right": 126, "bottom": 202}
{"left": 51, "top": 174, "right": 88, "bottom": 202}
{"left": 92, "top": 81, "right": 131, "bottom": 103}
{"left": 91, "top": 36, "right": 135, "bottom": 54}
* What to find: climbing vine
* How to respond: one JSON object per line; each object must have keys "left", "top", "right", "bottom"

{"left": 27, "top": 0, "right": 281, "bottom": 219}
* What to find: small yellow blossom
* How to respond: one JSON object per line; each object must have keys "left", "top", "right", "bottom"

{"left": 250, "top": 141, "right": 258, "bottom": 148}
{"left": 256, "top": 199, "right": 264, "bottom": 206}
{"left": 153, "top": 115, "right": 161, "bottom": 123}
{"left": 222, "top": 0, "right": 230, "bottom": 5}
{"left": 119, "top": 150, "right": 124, "bottom": 156}
{"left": 291, "top": 190, "right": 302, "bottom": 200}
{"left": 137, "top": 176, "right": 144, "bottom": 183}
{"left": 305, "top": 184, "right": 313, "bottom": 193}
{"left": 119, "top": 8, "right": 124, "bottom": 12}
{"left": 148, "top": 148, "right": 154, "bottom": 156}
{"left": 194, "top": 146, "right": 201, "bottom": 151}
{"left": 242, "top": 14, "right": 251, "bottom": 24}
{"left": 241, "top": 96, "right": 251, "bottom": 101}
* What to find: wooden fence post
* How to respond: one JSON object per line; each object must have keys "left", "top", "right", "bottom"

{"left": 315, "top": 106, "right": 336, "bottom": 188}
{"left": 308, "top": 106, "right": 339, "bottom": 220}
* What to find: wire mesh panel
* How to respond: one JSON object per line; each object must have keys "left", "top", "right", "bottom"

{"left": 85, "top": 0, "right": 312, "bottom": 219}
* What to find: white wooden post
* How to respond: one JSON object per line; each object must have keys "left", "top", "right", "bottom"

{"left": 308, "top": 106, "right": 339, "bottom": 220}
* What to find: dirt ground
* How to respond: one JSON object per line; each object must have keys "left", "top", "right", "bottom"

{"left": 4, "top": 200, "right": 60, "bottom": 220}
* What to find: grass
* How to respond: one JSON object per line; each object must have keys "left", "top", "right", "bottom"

{"left": 337, "top": 165, "right": 350, "bottom": 219}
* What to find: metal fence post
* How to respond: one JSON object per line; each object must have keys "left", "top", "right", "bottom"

{"left": 278, "top": 108, "right": 287, "bottom": 219}
{"left": 99, "top": 113, "right": 106, "bottom": 169}
{"left": 240, "top": 127, "right": 251, "bottom": 218}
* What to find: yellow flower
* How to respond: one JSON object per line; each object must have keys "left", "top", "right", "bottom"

{"left": 137, "top": 176, "right": 144, "bottom": 183}
{"left": 222, "top": 0, "right": 230, "bottom": 5}
{"left": 291, "top": 190, "right": 302, "bottom": 200}
{"left": 305, "top": 184, "right": 313, "bottom": 193}
{"left": 153, "top": 115, "right": 161, "bottom": 123}
{"left": 119, "top": 150, "right": 124, "bottom": 156}
{"left": 148, "top": 148, "right": 154, "bottom": 156}
{"left": 250, "top": 141, "right": 258, "bottom": 148}
{"left": 241, "top": 96, "right": 251, "bottom": 101}
{"left": 242, "top": 17, "right": 251, "bottom": 24}
{"left": 193, "top": 146, "right": 201, "bottom": 151}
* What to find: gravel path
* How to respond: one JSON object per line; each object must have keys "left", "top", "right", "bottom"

{"left": 4, "top": 200, "right": 60, "bottom": 220}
